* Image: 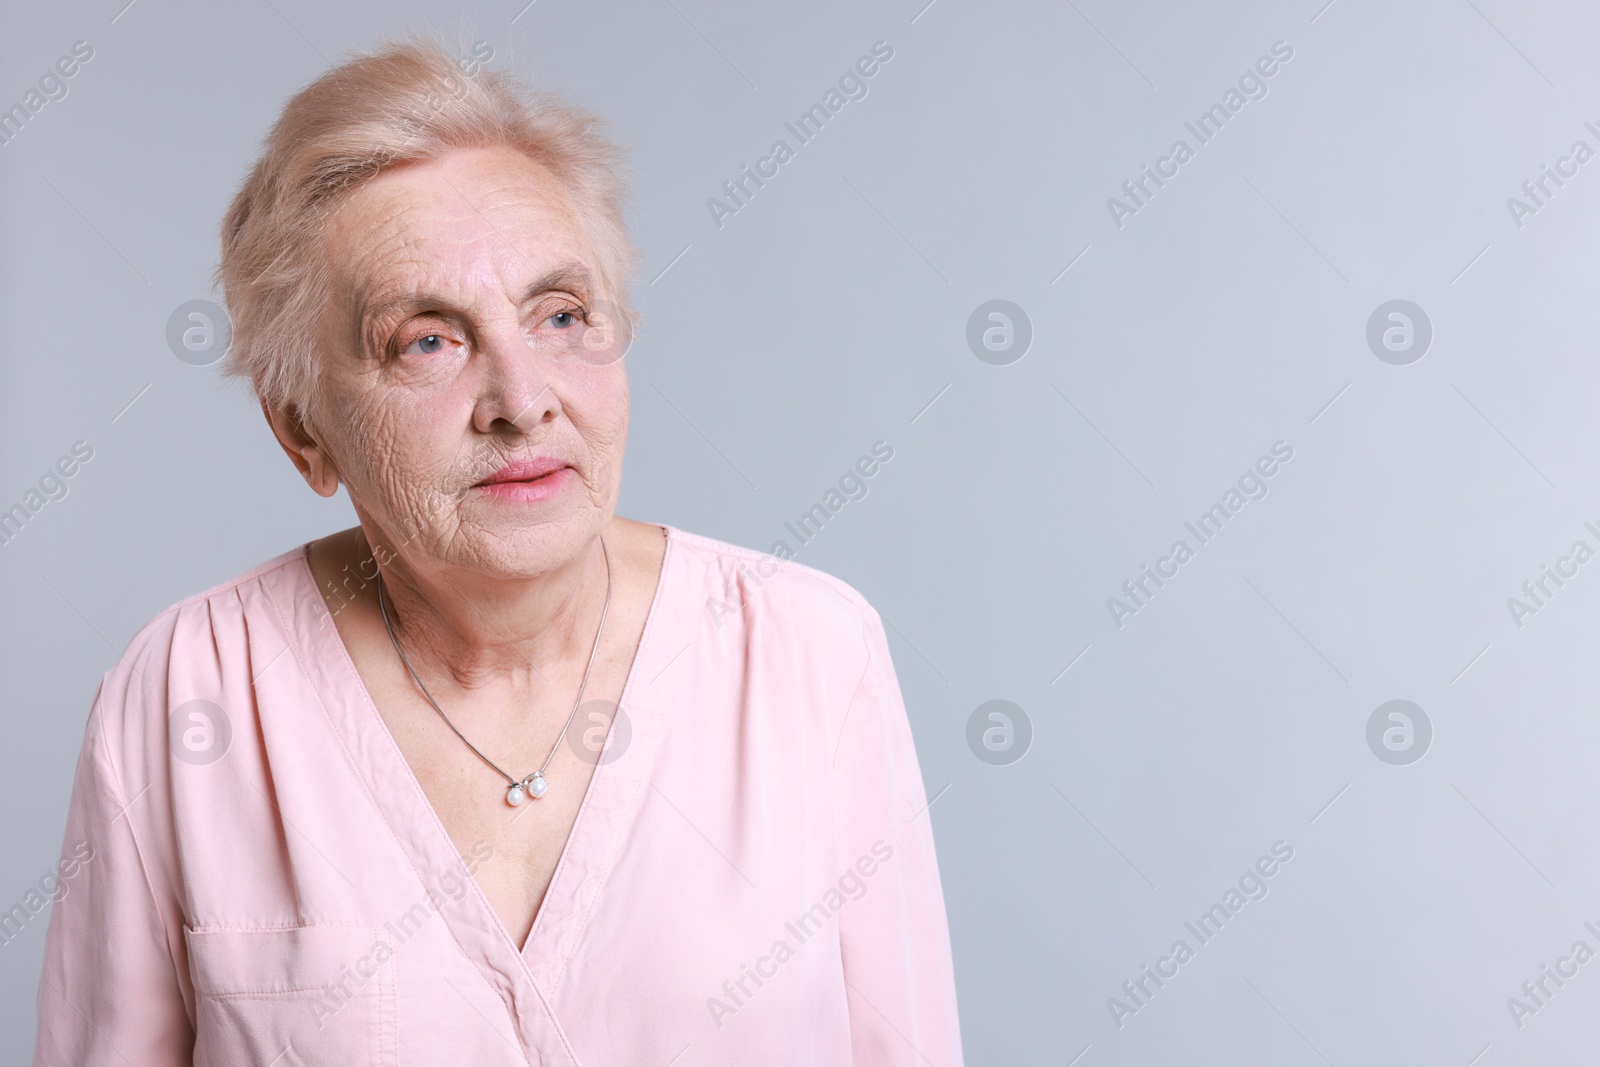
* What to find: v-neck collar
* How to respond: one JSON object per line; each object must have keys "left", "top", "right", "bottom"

{"left": 508, "top": 524, "right": 678, "bottom": 958}
{"left": 276, "top": 523, "right": 682, "bottom": 1062}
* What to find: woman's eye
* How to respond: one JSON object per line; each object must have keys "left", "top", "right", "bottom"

{"left": 402, "top": 333, "right": 448, "bottom": 356}
{"left": 547, "top": 310, "right": 581, "bottom": 330}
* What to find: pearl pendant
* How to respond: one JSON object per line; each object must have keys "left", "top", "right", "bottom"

{"left": 506, "top": 784, "right": 526, "bottom": 806}
{"left": 526, "top": 773, "right": 549, "bottom": 799}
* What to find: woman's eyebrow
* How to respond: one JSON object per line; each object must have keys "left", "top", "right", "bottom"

{"left": 518, "top": 263, "right": 594, "bottom": 303}
{"left": 356, "top": 262, "right": 596, "bottom": 327}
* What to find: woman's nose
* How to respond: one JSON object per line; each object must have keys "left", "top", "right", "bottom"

{"left": 470, "top": 326, "right": 559, "bottom": 435}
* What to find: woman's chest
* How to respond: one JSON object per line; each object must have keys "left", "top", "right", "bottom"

{"left": 174, "top": 657, "right": 854, "bottom": 1066}
{"left": 409, "top": 740, "right": 601, "bottom": 951}
{"left": 346, "top": 614, "right": 643, "bottom": 950}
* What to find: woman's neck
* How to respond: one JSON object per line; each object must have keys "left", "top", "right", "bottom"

{"left": 315, "top": 522, "right": 612, "bottom": 692}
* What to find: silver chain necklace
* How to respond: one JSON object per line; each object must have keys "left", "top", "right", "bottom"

{"left": 375, "top": 534, "right": 612, "bottom": 807}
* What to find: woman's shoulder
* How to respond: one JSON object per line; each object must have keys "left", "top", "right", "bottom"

{"left": 73, "top": 542, "right": 314, "bottom": 797}
{"left": 661, "top": 526, "right": 905, "bottom": 740}
{"left": 127, "top": 543, "right": 307, "bottom": 646}
{"left": 94, "top": 543, "right": 311, "bottom": 711}
{"left": 663, "top": 523, "right": 882, "bottom": 636}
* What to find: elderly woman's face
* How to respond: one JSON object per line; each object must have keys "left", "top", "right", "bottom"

{"left": 312, "top": 145, "right": 628, "bottom": 577}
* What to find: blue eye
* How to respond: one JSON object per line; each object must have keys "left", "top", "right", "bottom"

{"left": 404, "top": 334, "right": 447, "bottom": 356}
{"left": 548, "top": 311, "right": 580, "bottom": 329}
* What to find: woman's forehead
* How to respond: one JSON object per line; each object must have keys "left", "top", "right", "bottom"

{"left": 327, "top": 148, "right": 593, "bottom": 304}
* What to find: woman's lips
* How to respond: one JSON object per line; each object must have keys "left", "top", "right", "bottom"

{"left": 472, "top": 464, "right": 572, "bottom": 502}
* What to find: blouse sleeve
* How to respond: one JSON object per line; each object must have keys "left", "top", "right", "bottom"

{"left": 33, "top": 681, "right": 194, "bottom": 1066}
{"left": 831, "top": 605, "right": 965, "bottom": 1067}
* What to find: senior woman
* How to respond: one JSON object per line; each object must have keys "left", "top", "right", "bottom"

{"left": 32, "top": 38, "right": 961, "bottom": 1067}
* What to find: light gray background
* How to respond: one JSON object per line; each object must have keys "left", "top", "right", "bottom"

{"left": 4, "top": 0, "right": 1599, "bottom": 1062}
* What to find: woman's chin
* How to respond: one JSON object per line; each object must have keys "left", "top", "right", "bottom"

{"left": 443, "top": 510, "right": 600, "bottom": 577}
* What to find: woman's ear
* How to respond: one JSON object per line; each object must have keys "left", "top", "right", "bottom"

{"left": 262, "top": 398, "right": 340, "bottom": 498}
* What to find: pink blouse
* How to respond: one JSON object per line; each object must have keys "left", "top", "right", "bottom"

{"left": 32, "top": 524, "right": 963, "bottom": 1066}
